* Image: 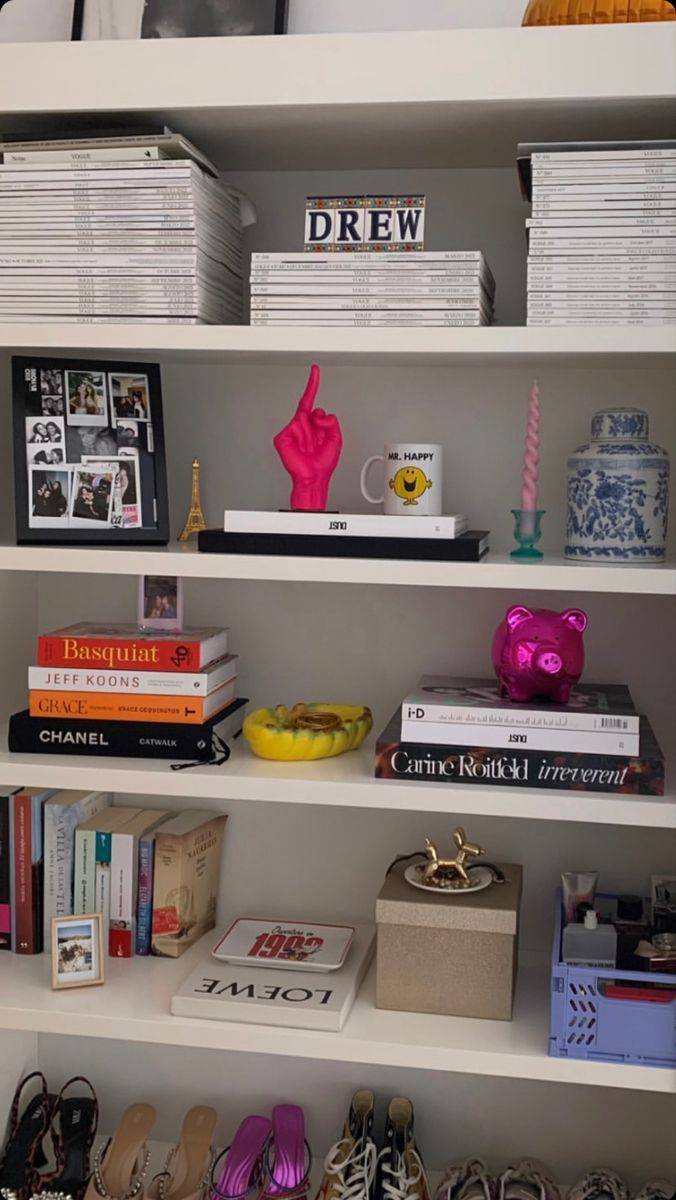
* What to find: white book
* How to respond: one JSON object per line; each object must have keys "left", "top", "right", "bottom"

{"left": 528, "top": 254, "right": 676, "bottom": 266}
{"left": 0, "top": 132, "right": 217, "bottom": 176}
{"left": 109, "top": 810, "right": 169, "bottom": 958}
{"left": 531, "top": 201, "right": 676, "bottom": 212}
{"left": 30, "top": 656, "right": 238, "bottom": 698}
{"left": 0, "top": 315, "right": 204, "bottom": 324}
{"left": 527, "top": 217, "right": 676, "bottom": 228}
{"left": 250, "top": 283, "right": 488, "bottom": 297}
{"left": 400, "top": 719, "right": 639, "bottom": 756}
{"left": 171, "top": 923, "right": 375, "bottom": 1031}
{"left": 250, "top": 315, "right": 487, "bottom": 327}
{"left": 528, "top": 300, "right": 676, "bottom": 310}
{"left": 6, "top": 147, "right": 161, "bottom": 164}
{"left": 529, "top": 285, "right": 676, "bottom": 295}
{"left": 402, "top": 678, "right": 639, "bottom": 727}
{"left": 250, "top": 297, "right": 489, "bottom": 312}
{"left": 528, "top": 245, "right": 673, "bottom": 256}
{"left": 529, "top": 228, "right": 676, "bottom": 240}
{"left": 532, "top": 184, "right": 676, "bottom": 196}
{"left": 0, "top": 160, "right": 198, "bottom": 177}
{"left": 224, "top": 511, "right": 468, "bottom": 539}
{"left": 252, "top": 250, "right": 487, "bottom": 263}
{"left": 43, "top": 790, "right": 110, "bottom": 934}
{"left": 531, "top": 148, "right": 676, "bottom": 163}
{"left": 527, "top": 317, "right": 675, "bottom": 326}
{"left": 0, "top": 254, "right": 214, "bottom": 267}
{"left": 532, "top": 166, "right": 676, "bottom": 180}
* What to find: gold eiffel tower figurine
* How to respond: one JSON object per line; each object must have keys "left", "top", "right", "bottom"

{"left": 178, "top": 458, "right": 207, "bottom": 543}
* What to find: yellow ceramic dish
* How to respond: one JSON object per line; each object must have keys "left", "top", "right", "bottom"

{"left": 244, "top": 702, "right": 373, "bottom": 761}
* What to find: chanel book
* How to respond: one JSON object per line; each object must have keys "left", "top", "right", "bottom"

{"left": 172, "top": 924, "right": 375, "bottom": 1031}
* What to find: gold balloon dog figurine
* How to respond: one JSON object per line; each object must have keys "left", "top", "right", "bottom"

{"left": 423, "top": 827, "right": 485, "bottom": 888}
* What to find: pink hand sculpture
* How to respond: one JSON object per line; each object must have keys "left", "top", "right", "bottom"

{"left": 273, "top": 365, "right": 343, "bottom": 511}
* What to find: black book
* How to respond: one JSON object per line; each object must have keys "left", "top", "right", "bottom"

{"left": 198, "top": 529, "right": 489, "bottom": 563}
{"left": 0, "top": 793, "right": 11, "bottom": 951}
{"left": 375, "top": 709, "right": 664, "bottom": 796}
{"left": 8, "top": 699, "right": 248, "bottom": 763}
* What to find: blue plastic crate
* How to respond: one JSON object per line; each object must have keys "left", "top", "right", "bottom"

{"left": 549, "top": 890, "right": 676, "bottom": 1068}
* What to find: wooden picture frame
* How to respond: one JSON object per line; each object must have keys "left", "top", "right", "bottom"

{"left": 51, "top": 913, "right": 105, "bottom": 990}
{"left": 12, "top": 356, "right": 170, "bottom": 546}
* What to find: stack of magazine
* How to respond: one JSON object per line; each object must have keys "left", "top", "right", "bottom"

{"left": 249, "top": 251, "right": 495, "bottom": 327}
{"left": 518, "top": 139, "right": 676, "bottom": 327}
{"left": 0, "top": 129, "right": 244, "bottom": 325}
{"left": 375, "top": 677, "right": 665, "bottom": 795}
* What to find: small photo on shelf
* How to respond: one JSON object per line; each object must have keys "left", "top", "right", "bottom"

{"left": 138, "top": 575, "right": 184, "bottom": 631}
{"left": 51, "top": 913, "right": 105, "bottom": 991}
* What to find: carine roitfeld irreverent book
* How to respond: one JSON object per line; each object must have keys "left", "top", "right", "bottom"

{"left": 12, "top": 356, "right": 169, "bottom": 545}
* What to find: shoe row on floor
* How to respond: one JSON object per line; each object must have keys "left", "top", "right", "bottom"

{"left": 1, "top": 1077, "right": 674, "bottom": 1200}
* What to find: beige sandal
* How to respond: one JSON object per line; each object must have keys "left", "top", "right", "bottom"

{"left": 85, "top": 1103, "right": 156, "bottom": 1200}
{"left": 149, "top": 1107, "right": 218, "bottom": 1200}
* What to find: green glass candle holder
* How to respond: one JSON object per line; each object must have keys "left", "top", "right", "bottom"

{"left": 511, "top": 508, "right": 545, "bottom": 560}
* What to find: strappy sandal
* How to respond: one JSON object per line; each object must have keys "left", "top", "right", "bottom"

{"left": 261, "top": 1106, "right": 311, "bottom": 1200}
{"left": 84, "top": 1104, "right": 156, "bottom": 1200}
{"left": 0, "top": 1072, "right": 53, "bottom": 1200}
{"left": 37, "top": 1076, "right": 99, "bottom": 1200}
{"left": 436, "top": 1161, "right": 495, "bottom": 1200}
{"left": 497, "top": 1162, "right": 560, "bottom": 1200}
{"left": 148, "top": 1107, "right": 218, "bottom": 1200}
{"left": 210, "top": 1115, "right": 272, "bottom": 1200}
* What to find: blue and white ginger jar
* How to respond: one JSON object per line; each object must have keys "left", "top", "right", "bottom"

{"left": 565, "top": 408, "right": 670, "bottom": 563}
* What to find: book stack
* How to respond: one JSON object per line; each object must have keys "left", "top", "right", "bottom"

{"left": 519, "top": 139, "right": 676, "bottom": 327}
{"left": 249, "top": 251, "right": 496, "bottom": 327}
{"left": 0, "top": 129, "right": 244, "bottom": 325}
{"left": 0, "top": 788, "right": 226, "bottom": 959}
{"left": 375, "top": 676, "right": 665, "bottom": 795}
{"left": 9, "top": 622, "right": 247, "bottom": 763}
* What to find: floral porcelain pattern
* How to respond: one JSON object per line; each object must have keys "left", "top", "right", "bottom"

{"left": 565, "top": 408, "right": 670, "bottom": 562}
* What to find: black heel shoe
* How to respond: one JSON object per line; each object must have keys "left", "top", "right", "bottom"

{"left": 38, "top": 1077, "right": 98, "bottom": 1200}
{"left": 0, "top": 1072, "right": 53, "bottom": 1200}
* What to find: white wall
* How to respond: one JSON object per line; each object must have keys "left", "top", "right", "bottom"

{"left": 288, "top": 0, "right": 527, "bottom": 34}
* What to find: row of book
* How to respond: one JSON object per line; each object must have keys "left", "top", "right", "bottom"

{"left": 249, "top": 251, "right": 496, "bottom": 327}
{"left": 375, "top": 677, "right": 665, "bottom": 795}
{"left": 0, "top": 128, "right": 244, "bottom": 325}
{"left": 0, "top": 788, "right": 225, "bottom": 958}
{"left": 10, "top": 622, "right": 247, "bottom": 762}
{"left": 518, "top": 138, "right": 676, "bottom": 327}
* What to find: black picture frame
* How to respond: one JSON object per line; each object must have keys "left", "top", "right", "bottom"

{"left": 71, "top": 0, "right": 84, "bottom": 39}
{"left": 12, "top": 356, "right": 170, "bottom": 546}
{"left": 71, "top": 0, "right": 287, "bottom": 40}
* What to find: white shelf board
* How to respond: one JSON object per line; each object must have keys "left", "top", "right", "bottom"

{"left": 0, "top": 542, "right": 674, "bottom": 595}
{"left": 1, "top": 326, "right": 675, "bottom": 366}
{"left": 0, "top": 738, "right": 672, "bottom": 829}
{"left": 0, "top": 27, "right": 674, "bottom": 167}
{"left": 0, "top": 945, "right": 672, "bottom": 1093}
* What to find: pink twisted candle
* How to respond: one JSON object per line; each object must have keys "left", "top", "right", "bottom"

{"left": 520, "top": 380, "right": 540, "bottom": 514}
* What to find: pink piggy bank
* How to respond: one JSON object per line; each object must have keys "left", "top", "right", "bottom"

{"left": 492, "top": 604, "right": 588, "bottom": 704}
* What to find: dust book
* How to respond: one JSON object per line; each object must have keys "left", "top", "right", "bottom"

{"left": 171, "top": 923, "right": 375, "bottom": 1031}
{"left": 151, "top": 811, "right": 226, "bottom": 958}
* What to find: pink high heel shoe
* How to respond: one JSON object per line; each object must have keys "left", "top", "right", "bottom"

{"left": 210, "top": 1116, "right": 272, "bottom": 1200}
{"left": 262, "top": 1107, "right": 311, "bottom": 1200}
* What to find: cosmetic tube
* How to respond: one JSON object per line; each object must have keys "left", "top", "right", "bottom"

{"left": 562, "top": 870, "right": 599, "bottom": 925}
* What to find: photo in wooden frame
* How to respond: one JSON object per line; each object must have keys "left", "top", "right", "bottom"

{"left": 12, "top": 356, "right": 169, "bottom": 546}
{"left": 51, "top": 913, "right": 105, "bottom": 990}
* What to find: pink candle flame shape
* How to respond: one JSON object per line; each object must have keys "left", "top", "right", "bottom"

{"left": 520, "top": 380, "right": 540, "bottom": 514}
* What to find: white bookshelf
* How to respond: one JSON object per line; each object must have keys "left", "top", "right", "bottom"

{"left": 0, "top": 947, "right": 671, "bottom": 1094}
{"left": 1, "top": 325, "right": 674, "bottom": 365}
{"left": 0, "top": 23, "right": 675, "bottom": 1186}
{"left": 0, "top": 542, "right": 674, "bottom": 594}
{"left": 0, "top": 737, "right": 672, "bottom": 827}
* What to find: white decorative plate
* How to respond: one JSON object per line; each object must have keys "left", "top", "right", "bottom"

{"left": 404, "top": 864, "right": 493, "bottom": 895}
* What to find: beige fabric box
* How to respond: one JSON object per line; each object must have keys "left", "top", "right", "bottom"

{"left": 376, "top": 862, "right": 523, "bottom": 1021}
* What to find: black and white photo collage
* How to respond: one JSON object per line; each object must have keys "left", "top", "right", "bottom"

{"left": 26, "top": 367, "right": 154, "bottom": 531}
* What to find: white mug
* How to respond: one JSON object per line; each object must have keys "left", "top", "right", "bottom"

{"left": 360, "top": 443, "right": 443, "bottom": 516}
